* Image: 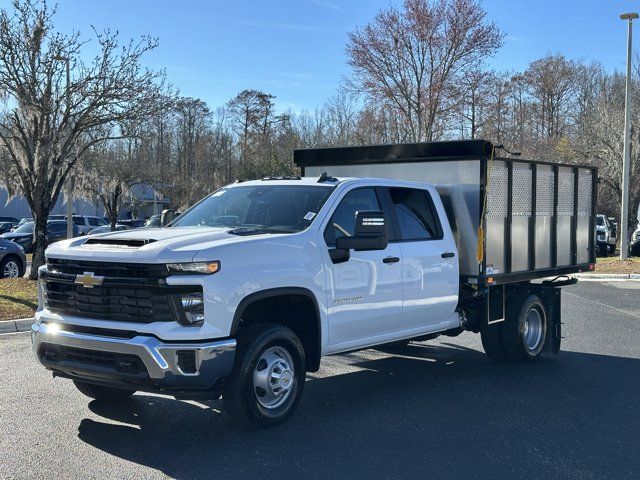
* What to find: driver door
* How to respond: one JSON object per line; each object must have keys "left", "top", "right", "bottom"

{"left": 322, "top": 187, "right": 403, "bottom": 350}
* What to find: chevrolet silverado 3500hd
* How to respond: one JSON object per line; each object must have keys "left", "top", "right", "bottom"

{"left": 32, "top": 140, "right": 597, "bottom": 427}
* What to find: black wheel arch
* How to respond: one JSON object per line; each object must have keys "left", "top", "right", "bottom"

{"left": 231, "top": 287, "right": 322, "bottom": 372}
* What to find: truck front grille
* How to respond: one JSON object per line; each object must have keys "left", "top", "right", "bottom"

{"left": 42, "top": 260, "right": 200, "bottom": 324}
{"left": 46, "top": 258, "right": 168, "bottom": 279}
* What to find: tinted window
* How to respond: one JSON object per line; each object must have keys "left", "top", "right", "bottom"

{"left": 14, "top": 222, "right": 34, "bottom": 233}
{"left": 324, "top": 188, "right": 380, "bottom": 246}
{"left": 88, "top": 217, "right": 100, "bottom": 226}
{"left": 48, "top": 222, "right": 66, "bottom": 232}
{"left": 388, "top": 188, "right": 441, "bottom": 241}
{"left": 72, "top": 217, "right": 84, "bottom": 226}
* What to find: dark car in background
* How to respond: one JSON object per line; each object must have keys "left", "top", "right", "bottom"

{"left": 0, "top": 221, "right": 18, "bottom": 234}
{"left": 0, "top": 238, "right": 27, "bottom": 279}
{"left": 0, "top": 220, "right": 79, "bottom": 253}
{"left": 0, "top": 216, "right": 19, "bottom": 224}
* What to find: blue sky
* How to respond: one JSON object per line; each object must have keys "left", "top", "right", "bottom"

{"left": 10, "top": 0, "right": 640, "bottom": 113}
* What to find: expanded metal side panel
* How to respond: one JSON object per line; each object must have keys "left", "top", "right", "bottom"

{"left": 535, "top": 165, "right": 555, "bottom": 269}
{"left": 511, "top": 163, "right": 533, "bottom": 271}
{"left": 556, "top": 167, "right": 574, "bottom": 265}
{"left": 485, "top": 161, "right": 508, "bottom": 275}
{"left": 577, "top": 169, "right": 593, "bottom": 264}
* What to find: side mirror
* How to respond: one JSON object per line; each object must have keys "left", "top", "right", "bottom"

{"left": 330, "top": 211, "right": 389, "bottom": 263}
{"left": 161, "top": 209, "right": 175, "bottom": 226}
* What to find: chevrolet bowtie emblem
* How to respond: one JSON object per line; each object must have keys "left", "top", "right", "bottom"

{"left": 74, "top": 272, "right": 104, "bottom": 289}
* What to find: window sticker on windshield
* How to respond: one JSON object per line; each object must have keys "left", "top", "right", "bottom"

{"left": 212, "top": 191, "right": 225, "bottom": 197}
{"left": 303, "top": 212, "right": 316, "bottom": 221}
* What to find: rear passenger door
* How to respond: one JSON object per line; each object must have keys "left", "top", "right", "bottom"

{"left": 386, "top": 187, "right": 459, "bottom": 333}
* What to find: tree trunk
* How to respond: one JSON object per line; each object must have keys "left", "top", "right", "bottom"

{"left": 29, "top": 208, "right": 50, "bottom": 280}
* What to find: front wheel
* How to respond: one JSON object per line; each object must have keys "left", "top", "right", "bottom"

{"left": 0, "top": 255, "right": 23, "bottom": 279}
{"left": 597, "top": 242, "right": 608, "bottom": 257}
{"left": 222, "top": 323, "right": 306, "bottom": 428}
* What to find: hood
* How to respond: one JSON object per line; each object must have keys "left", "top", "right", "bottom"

{"left": 596, "top": 225, "right": 608, "bottom": 232}
{"left": 0, "top": 232, "right": 31, "bottom": 240}
{"left": 44, "top": 226, "right": 290, "bottom": 263}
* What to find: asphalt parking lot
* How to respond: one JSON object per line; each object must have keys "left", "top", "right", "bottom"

{"left": 1, "top": 281, "right": 639, "bottom": 480}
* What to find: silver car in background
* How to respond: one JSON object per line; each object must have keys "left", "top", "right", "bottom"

{"left": 0, "top": 238, "right": 27, "bottom": 279}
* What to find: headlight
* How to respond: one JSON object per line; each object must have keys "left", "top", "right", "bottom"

{"left": 167, "top": 261, "right": 220, "bottom": 275}
{"left": 174, "top": 292, "right": 205, "bottom": 326}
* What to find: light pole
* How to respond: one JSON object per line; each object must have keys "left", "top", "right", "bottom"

{"left": 620, "top": 13, "right": 638, "bottom": 259}
{"left": 54, "top": 55, "right": 74, "bottom": 239}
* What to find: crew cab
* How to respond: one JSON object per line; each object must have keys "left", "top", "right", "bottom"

{"left": 32, "top": 140, "right": 597, "bottom": 427}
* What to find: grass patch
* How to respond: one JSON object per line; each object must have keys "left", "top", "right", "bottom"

{"left": 594, "top": 256, "right": 640, "bottom": 274}
{"left": 0, "top": 278, "right": 37, "bottom": 321}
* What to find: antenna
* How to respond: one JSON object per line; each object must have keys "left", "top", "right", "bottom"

{"left": 317, "top": 172, "right": 338, "bottom": 183}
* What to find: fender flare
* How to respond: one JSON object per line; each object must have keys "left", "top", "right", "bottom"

{"left": 230, "top": 287, "right": 323, "bottom": 371}
{"left": 230, "top": 287, "right": 321, "bottom": 334}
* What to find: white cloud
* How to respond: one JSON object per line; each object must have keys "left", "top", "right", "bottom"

{"left": 308, "top": 0, "right": 346, "bottom": 12}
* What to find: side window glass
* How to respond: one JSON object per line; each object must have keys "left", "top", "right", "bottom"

{"left": 324, "top": 188, "right": 380, "bottom": 246}
{"left": 388, "top": 188, "right": 441, "bottom": 241}
{"left": 88, "top": 217, "right": 100, "bottom": 226}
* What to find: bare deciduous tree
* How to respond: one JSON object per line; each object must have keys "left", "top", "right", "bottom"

{"left": 0, "top": 0, "right": 172, "bottom": 277}
{"left": 346, "top": 0, "right": 503, "bottom": 142}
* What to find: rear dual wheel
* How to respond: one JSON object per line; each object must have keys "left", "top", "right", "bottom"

{"left": 481, "top": 294, "right": 548, "bottom": 363}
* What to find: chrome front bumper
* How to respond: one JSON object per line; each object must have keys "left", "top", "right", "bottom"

{"left": 31, "top": 322, "right": 236, "bottom": 396}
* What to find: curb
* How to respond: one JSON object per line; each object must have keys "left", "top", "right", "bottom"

{"left": 0, "top": 318, "right": 34, "bottom": 335}
{"left": 570, "top": 273, "right": 640, "bottom": 281}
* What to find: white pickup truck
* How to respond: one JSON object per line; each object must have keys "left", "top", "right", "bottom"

{"left": 32, "top": 140, "right": 597, "bottom": 427}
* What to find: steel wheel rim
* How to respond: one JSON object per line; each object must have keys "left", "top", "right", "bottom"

{"left": 523, "top": 307, "right": 544, "bottom": 353}
{"left": 3, "top": 261, "right": 19, "bottom": 278}
{"left": 253, "top": 346, "right": 295, "bottom": 409}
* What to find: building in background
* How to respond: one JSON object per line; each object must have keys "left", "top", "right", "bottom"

{"left": 0, "top": 184, "right": 169, "bottom": 221}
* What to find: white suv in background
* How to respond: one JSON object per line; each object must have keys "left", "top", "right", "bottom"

{"left": 596, "top": 214, "right": 616, "bottom": 256}
{"left": 49, "top": 215, "right": 108, "bottom": 235}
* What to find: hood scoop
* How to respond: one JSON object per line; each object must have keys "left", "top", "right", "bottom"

{"left": 83, "top": 238, "right": 157, "bottom": 248}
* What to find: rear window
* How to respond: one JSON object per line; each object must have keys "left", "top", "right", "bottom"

{"left": 388, "top": 188, "right": 442, "bottom": 241}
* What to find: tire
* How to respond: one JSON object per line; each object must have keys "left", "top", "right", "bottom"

{"left": 223, "top": 323, "right": 306, "bottom": 428}
{"left": 0, "top": 255, "right": 24, "bottom": 279}
{"left": 501, "top": 294, "right": 547, "bottom": 363}
{"left": 597, "top": 242, "right": 608, "bottom": 257}
{"left": 73, "top": 381, "right": 136, "bottom": 401}
{"left": 480, "top": 321, "right": 507, "bottom": 361}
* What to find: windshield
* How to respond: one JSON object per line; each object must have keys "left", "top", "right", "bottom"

{"left": 171, "top": 185, "right": 334, "bottom": 233}
{"left": 14, "top": 222, "right": 34, "bottom": 233}
{"left": 596, "top": 216, "right": 605, "bottom": 226}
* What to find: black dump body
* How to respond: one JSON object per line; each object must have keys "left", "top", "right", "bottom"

{"left": 295, "top": 139, "right": 597, "bottom": 287}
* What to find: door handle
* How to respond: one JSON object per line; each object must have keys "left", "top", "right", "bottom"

{"left": 441, "top": 252, "right": 455, "bottom": 258}
{"left": 383, "top": 256, "right": 400, "bottom": 264}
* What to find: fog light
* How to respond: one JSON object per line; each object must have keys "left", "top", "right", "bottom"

{"left": 46, "top": 323, "right": 61, "bottom": 334}
{"left": 176, "top": 293, "right": 205, "bottom": 326}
